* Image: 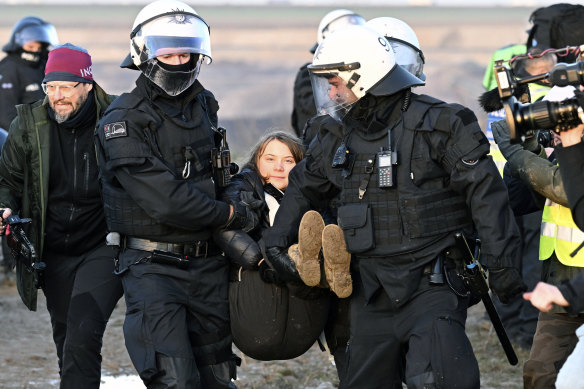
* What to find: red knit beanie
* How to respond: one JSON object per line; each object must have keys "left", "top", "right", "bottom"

{"left": 43, "top": 43, "right": 93, "bottom": 83}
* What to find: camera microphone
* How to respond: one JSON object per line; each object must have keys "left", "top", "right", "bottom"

{"left": 478, "top": 82, "right": 530, "bottom": 113}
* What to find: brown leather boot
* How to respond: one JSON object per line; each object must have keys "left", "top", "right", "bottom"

{"left": 288, "top": 210, "right": 324, "bottom": 287}
{"left": 322, "top": 224, "right": 352, "bottom": 298}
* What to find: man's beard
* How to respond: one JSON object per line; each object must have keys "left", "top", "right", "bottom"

{"left": 54, "top": 111, "right": 72, "bottom": 124}
{"left": 51, "top": 101, "right": 80, "bottom": 124}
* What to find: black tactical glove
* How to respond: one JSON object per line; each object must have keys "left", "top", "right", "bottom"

{"left": 224, "top": 201, "right": 259, "bottom": 232}
{"left": 258, "top": 260, "right": 284, "bottom": 286}
{"left": 488, "top": 267, "right": 528, "bottom": 304}
{"left": 264, "top": 246, "right": 302, "bottom": 283}
{"left": 491, "top": 119, "right": 540, "bottom": 161}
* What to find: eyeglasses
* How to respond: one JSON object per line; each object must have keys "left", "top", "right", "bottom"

{"left": 42, "top": 82, "right": 81, "bottom": 97}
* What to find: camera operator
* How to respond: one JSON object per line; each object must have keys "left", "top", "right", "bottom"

{"left": 520, "top": 121, "right": 584, "bottom": 389}
{"left": 491, "top": 84, "right": 584, "bottom": 388}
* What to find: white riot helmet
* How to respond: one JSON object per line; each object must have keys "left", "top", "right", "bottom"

{"left": 121, "top": 0, "right": 212, "bottom": 96}
{"left": 308, "top": 25, "right": 424, "bottom": 122}
{"left": 310, "top": 9, "right": 366, "bottom": 53}
{"left": 366, "top": 17, "right": 426, "bottom": 81}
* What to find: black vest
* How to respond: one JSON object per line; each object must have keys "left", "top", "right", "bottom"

{"left": 99, "top": 89, "right": 218, "bottom": 242}
{"left": 335, "top": 94, "right": 472, "bottom": 260}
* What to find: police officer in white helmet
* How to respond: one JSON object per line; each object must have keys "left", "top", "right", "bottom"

{"left": 291, "top": 9, "right": 366, "bottom": 140}
{"left": 264, "top": 24, "right": 526, "bottom": 388}
{"left": 96, "top": 1, "right": 257, "bottom": 387}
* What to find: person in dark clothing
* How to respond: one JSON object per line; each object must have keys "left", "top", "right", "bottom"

{"left": 264, "top": 25, "right": 525, "bottom": 388}
{"left": 0, "top": 16, "right": 58, "bottom": 131}
{"left": 291, "top": 9, "right": 365, "bottom": 140}
{"left": 523, "top": 122, "right": 584, "bottom": 389}
{"left": 556, "top": 123, "right": 584, "bottom": 230}
{"left": 522, "top": 122, "right": 584, "bottom": 314}
{"left": 0, "top": 16, "right": 59, "bottom": 278}
{"left": 215, "top": 131, "right": 331, "bottom": 361}
{"left": 95, "top": 1, "right": 256, "bottom": 387}
{"left": 0, "top": 43, "right": 122, "bottom": 389}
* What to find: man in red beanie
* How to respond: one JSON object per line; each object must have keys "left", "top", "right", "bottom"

{"left": 0, "top": 42, "right": 122, "bottom": 389}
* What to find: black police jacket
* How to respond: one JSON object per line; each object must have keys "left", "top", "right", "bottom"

{"left": 556, "top": 141, "right": 584, "bottom": 231}
{"left": 214, "top": 168, "right": 268, "bottom": 269}
{"left": 265, "top": 91, "right": 521, "bottom": 304}
{"left": 291, "top": 63, "right": 317, "bottom": 139}
{"left": 0, "top": 53, "right": 45, "bottom": 130}
{"left": 95, "top": 75, "right": 230, "bottom": 242}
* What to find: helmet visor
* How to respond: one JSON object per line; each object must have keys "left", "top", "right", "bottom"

{"left": 16, "top": 24, "right": 59, "bottom": 48}
{"left": 309, "top": 72, "right": 358, "bottom": 122}
{"left": 135, "top": 13, "right": 211, "bottom": 63}
{"left": 322, "top": 14, "right": 366, "bottom": 41}
{"left": 388, "top": 40, "right": 425, "bottom": 80}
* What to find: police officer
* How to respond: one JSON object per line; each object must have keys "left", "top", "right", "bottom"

{"left": 291, "top": 9, "right": 365, "bottom": 140}
{"left": 95, "top": 1, "right": 256, "bottom": 387}
{"left": 0, "top": 16, "right": 58, "bottom": 131}
{"left": 264, "top": 25, "right": 525, "bottom": 388}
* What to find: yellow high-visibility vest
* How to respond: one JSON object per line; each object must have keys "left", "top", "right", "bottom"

{"left": 540, "top": 198, "right": 584, "bottom": 266}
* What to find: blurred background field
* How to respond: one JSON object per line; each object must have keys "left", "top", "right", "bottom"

{"left": 0, "top": 4, "right": 544, "bottom": 388}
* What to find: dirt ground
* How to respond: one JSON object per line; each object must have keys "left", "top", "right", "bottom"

{"left": 0, "top": 4, "right": 542, "bottom": 388}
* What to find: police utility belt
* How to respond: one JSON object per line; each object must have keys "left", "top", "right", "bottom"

{"left": 124, "top": 237, "right": 221, "bottom": 269}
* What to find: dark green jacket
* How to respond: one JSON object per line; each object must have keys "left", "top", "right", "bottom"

{"left": 0, "top": 82, "right": 115, "bottom": 311}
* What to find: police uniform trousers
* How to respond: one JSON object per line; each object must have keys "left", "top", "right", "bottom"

{"left": 341, "top": 270, "right": 480, "bottom": 389}
{"left": 120, "top": 248, "right": 237, "bottom": 389}
{"left": 42, "top": 242, "right": 124, "bottom": 389}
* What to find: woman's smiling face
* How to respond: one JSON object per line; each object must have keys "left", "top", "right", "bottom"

{"left": 257, "top": 139, "right": 297, "bottom": 191}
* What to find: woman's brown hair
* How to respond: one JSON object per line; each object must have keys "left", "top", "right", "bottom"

{"left": 244, "top": 130, "right": 305, "bottom": 174}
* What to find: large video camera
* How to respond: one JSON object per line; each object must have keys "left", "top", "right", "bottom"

{"left": 0, "top": 212, "right": 46, "bottom": 289}
{"left": 491, "top": 47, "right": 584, "bottom": 142}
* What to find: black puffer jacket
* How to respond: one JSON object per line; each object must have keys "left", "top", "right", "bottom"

{"left": 214, "top": 168, "right": 269, "bottom": 269}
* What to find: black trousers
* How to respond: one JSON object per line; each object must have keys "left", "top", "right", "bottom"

{"left": 42, "top": 243, "right": 123, "bottom": 389}
{"left": 120, "top": 249, "right": 237, "bottom": 389}
{"left": 341, "top": 272, "right": 479, "bottom": 389}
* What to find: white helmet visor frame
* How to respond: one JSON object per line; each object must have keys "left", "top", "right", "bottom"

{"left": 131, "top": 12, "right": 211, "bottom": 66}
{"left": 388, "top": 38, "right": 425, "bottom": 80}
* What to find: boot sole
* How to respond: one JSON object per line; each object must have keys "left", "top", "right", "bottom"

{"left": 322, "top": 224, "right": 352, "bottom": 298}
{"left": 296, "top": 210, "right": 324, "bottom": 286}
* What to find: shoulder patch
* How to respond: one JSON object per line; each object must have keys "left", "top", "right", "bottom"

{"left": 456, "top": 108, "right": 477, "bottom": 126}
{"left": 103, "top": 121, "right": 128, "bottom": 140}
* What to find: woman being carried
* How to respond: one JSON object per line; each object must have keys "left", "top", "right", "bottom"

{"left": 215, "top": 131, "right": 351, "bottom": 363}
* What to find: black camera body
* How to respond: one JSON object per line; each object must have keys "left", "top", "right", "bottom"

{"left": 211, "top": 127, "right": 239, "bottom": 187}
{"left": 494, "top": 57, "right": 584, "bottom": 142}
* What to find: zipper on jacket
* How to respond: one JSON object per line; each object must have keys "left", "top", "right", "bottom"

{"left": 83, "top": 152, "right": 90, "bottom": 196}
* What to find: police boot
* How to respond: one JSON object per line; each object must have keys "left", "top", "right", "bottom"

{"left": 322, "top": 224, "right": 352, "bottom": 298}
{"left": 287, "top": 210, "right": 324, "bottom": 287}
